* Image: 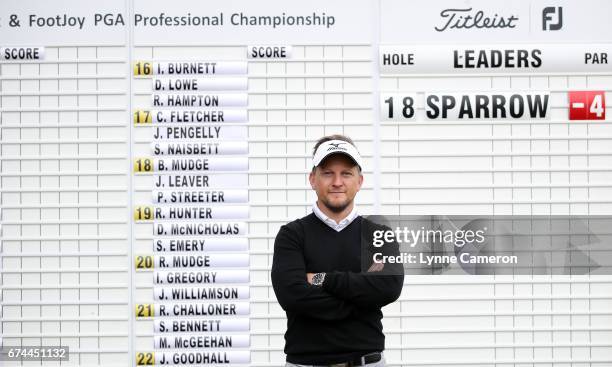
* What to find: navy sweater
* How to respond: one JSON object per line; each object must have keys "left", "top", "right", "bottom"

{"left": 271, "top": 213, "right": 404, "bottom": 365}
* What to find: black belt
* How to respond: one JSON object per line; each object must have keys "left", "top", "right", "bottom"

{"left": 328, "top": 352, "right": 382, "bottom": 367}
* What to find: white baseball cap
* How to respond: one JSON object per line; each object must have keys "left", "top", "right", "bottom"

{"left": 312, "top": 140, "right": 363, "bottom": 169}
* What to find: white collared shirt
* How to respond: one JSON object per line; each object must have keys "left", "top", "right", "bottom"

{"left": 312, "top": 202, "right": 359, "bottom": 232}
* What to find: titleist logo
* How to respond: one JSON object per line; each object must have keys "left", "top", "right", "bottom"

{"left": 435, "top": 8, "right": 519, "bottom": 32}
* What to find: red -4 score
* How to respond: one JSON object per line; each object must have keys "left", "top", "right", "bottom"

{"left": 568, "top": 91, "right": 606, "bottom": 120}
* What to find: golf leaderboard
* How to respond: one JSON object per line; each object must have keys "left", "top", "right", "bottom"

{"left": 1, "top": 0, "right": 611, "bottom": 366}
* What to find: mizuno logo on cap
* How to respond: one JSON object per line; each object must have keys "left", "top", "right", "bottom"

{"left": 327, "top": 142, "right": 347, "bottom": 151}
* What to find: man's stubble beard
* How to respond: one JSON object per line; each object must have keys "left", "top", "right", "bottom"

{"left": 320, "top": 197, "right": 353, "bottom": 214}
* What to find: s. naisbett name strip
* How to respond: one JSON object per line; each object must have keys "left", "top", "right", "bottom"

{"left": 133, "top": 60, "right": 250, "bottom": 365}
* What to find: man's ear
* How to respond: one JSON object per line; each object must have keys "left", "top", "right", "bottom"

{"left": 309, "top": 170, "right": 316, "bottom": 189}
{"left": 357, "top": 172, "right": 364, "bottom": 190}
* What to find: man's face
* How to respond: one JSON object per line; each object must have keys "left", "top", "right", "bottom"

{"left": 309, "top": 154, "right": 363, "bottom": 213}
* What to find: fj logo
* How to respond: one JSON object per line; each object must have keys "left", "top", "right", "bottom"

{"left": 542, "top": 7, "right": 563, "bottom": 31}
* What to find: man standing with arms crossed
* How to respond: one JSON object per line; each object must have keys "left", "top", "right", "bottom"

{"left": 272, "top": 134, "right": 404, "bottom": 366}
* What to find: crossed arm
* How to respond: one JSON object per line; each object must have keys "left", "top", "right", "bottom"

{"left": 271, "top": 224, "right": 404, "bottom": 321}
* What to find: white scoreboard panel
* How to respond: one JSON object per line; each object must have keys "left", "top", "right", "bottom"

{"left": 1, "top": 0, "right": 611, "bottom": 366}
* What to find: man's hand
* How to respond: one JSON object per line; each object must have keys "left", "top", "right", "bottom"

{"left": 306, "top": 273, "right": 315, "bottom": 284}
{"left": 367, "top": 263, "right": 384, "bottom": 272}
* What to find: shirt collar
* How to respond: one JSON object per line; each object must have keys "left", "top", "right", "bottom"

{"left": 312, "top": 202, "right": 359, "bottom": 232}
